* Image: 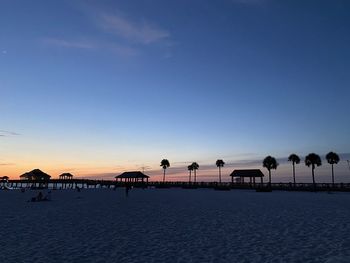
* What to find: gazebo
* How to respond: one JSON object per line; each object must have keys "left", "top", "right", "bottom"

{"left": 59, "top": 173, "right": 74, "bottom": 180}
{"left": 230, "top": 169, "right": 264, "bottom": 186}
{"left": 0, "top": 176, "right": 9, "bottom": 182}
{"left": 20, "top": 169, "right": 51, "bottom": 181}
{"left": 20, "top": 169, "right": 51, "bottom": 188}
{"left": 115, "top": 171, "right": 149, "bottom": 184}
{"left": 0, "top": 176, "right": 9, "bottom": 188}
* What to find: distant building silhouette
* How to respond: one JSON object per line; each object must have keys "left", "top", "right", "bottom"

{"left": 0, "top": 176, "right": 9, "bottom": 182}
{"left": 115, "top": 171, "right": 149, "bottom": 184}
{"left": 20, "top": 169, "right": 51, "bottom": 188}
{"left": 59, "top": 173, "right": 74, "bottom": 180}
{"left": 230, "top": 169, "right": 264, "bottom": 186}
{"left": 20, "top": 169, "right": 51, "bottom": 181}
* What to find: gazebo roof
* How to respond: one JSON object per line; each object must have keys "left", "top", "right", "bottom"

{"left": 115, "top": 171, "right": 149, "bottom": 179}
{"left": 20, "top": 169, "right": 51, "bottom": 180}
{"left": 230, "top": 169, "right": 264, "bottom": 178}
{"left": 59, "top": 173, "right": 74, "bottom": 177}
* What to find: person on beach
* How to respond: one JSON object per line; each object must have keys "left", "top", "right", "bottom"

{"left": 29, "top": 191, "right": 52, "bottom": 202}
{"left": 44, "top": 190, "right": 52, "bottom": 201}
{"left": 37, "top": 191, "right": 43, "bottom": 201}
{"left": 125, "top": 184, "right": 131, "bottom": 197}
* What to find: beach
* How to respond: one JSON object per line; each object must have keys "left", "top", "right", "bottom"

{"left": 1, "top": 188, "right": 350, "bottom": 263}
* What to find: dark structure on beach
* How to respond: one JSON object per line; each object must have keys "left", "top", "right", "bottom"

{"left": 59, "top": 173, "right": 74, "bottom": 180}
{"left": 20, "top": 169, "right": 51, "bottom": 188}
{"left": 230, "top": 169, "right": 264, "bottom": 186}
{"left": 0, "top": 176, "right": 9, "bottom": 182}
{"left": 115, "top": 171, "right": 149, "bottom": 184}
{"left": 20, "top": 169, "right": 51, "bottom": 181}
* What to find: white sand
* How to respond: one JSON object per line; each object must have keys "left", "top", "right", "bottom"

{"left": 1, "top": 188, "right": 350, "bottom": 263}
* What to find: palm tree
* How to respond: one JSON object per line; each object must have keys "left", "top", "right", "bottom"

{"left": 191, "top": 162, "right": 199, "bottom": 183}
{"left": 262, "top": 156, "right": 279, "bottom": 187}
{"left": 326, "top": 151, "right": 340, "bottom": 186}
{"left": 288, "top": 154, "right": 300, "bottom": 186}
{"left": 305, "top": 153, "right": 322, "bottom": 189}
{"left": 216, "top": 159, "right": 225, "bottom": 184}
{"left": 187, "top": 164, "right": 193, "bottom": 183}
{"left": 160, "top": 159, "right": 170, "bottom": 183}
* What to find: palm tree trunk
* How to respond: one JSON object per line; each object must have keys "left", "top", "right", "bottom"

{"left": 293, "top": 163, "right": 296, "bottom": 186}
{"left": 331, "top": 164, "right": 334, "bottom": 186}
{"left": 268, "top": 170, "right": 271, "bottom": 187}
{"left": 163, "top": 169, "right": 166, "bottom": 183}
{"left": 219, "top": 167, "right": 221, "bottom": 184}
{"left": 312, "top": 167, "right": 316, "bottom": 190}
{"left": 194, "top": 170, "right": 197, "bottom": 183}
{"left": 189, "top": 171, "right": 191, "bottom": 184}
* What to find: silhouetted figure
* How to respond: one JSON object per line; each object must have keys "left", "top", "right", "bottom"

{"left": 126, "top": 184, "right": 131, "bottom": 197}
{"left": 44, "top": 190, "right": 52, "bottom": 201}
{"left": 29, "top": 191, "right": 52, "bottom": 202}
{"left": 37, "top": 191, "right": 43, "bottom": 201}
{"left": 76, "top": 186, "right": 81, "bottom": 192}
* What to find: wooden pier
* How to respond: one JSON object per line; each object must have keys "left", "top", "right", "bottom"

{"left": 2, "top": 179, "right": 350, "bottom": 192}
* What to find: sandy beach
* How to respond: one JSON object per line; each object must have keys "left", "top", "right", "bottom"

{"left": 1, "top": 188, "right": 350, "bottom": 262}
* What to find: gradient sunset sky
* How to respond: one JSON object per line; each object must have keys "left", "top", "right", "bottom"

{"left": 1, "top": 0, "right": 350, "bottom": 182}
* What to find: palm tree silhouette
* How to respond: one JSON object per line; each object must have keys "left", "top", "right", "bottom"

{"left": 160, "top": 159, "right": 170, "bottom": 183}
{"left": 263, "top": 156, "right": 278, "bottom": 187}
{"left": 288, "top": 154, "right": 300, "bottom": 186}
{"left": 191, "top": 162, "right": 199, "bottom": 183}
{"left": 187, "top": 164, "right": 193, "bottom": 183}
{"left": 326, "top": 151, "right": 340, "bottom": 186}
{"left": 216, "top": 159, "right": 225, "bottom": 184}
{"left": 305, "top": 153, "right": 322, "bottom": 189}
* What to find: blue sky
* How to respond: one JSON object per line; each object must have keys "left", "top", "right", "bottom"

{"left": 1, "top": 0, "right": 350, "bottom": 181}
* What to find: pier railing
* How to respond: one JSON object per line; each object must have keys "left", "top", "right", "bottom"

{"left": 2, "top": 179, "right": 350, "bottom": 192}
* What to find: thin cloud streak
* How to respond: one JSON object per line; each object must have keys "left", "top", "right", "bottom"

{"left": 41, "top": 5, "right": 171, "bottom": 57}
{"left": 99, "top": 13, "right": 170, "bottom": 44}
{"left": 41, "top": 37, "right": 138, "bottom": 56}
{"left": 42, "top": 38, "right": 95, "bottom": 49}
{"left": 0, "top": 163, "right": 15, "bottom": 166}
{"left": 0, "top": 130, "right": 20, "bottom": 136}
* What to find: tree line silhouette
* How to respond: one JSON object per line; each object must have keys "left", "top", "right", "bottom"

{"left": 160, "top": 151, "right": 341, "bottom": 186}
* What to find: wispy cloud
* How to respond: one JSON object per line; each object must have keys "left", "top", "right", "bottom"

{"left": 41, "top": 37, "right": 138, "bottom": 56}
{"left": 41, "top": 4, "right": 171, "bottom": 58}
{"left": 99, "top": 13, "right": 170, "bottom": 45}
{"left": 0, "top": 163, "right": 15, "bottom": 166}
{"left": 0, "top": 130, "right": 20, "bottom": 137}
{"left": 42, "top": 38, "right": 95, "bottom": 49}
{"left": 107, "top": 42, "right": 139, "bottom": 56}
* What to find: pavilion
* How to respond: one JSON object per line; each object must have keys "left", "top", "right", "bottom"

{"left": 59, "top": 173, "right": 74, "bottom": 180}
{"left": 0, "top": 176, "right": 9, "bottom": 188}
{"left": 20, "top": 169, "right": 51, "bottom": 188}
{"left": 20, "top": 169, "right": 51, "bottom": 181}
{"left": 230, "top": 169, "right": 264, "bottom": 186}
{"left": 0, "top": 176, "right": 9, "bottom": 182}
{"left": 115, "top": 171, "right": 149, "bottom": 184}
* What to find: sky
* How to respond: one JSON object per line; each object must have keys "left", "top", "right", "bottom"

{"left": 1, "top": 0, "right": 350, "bottom": 182}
